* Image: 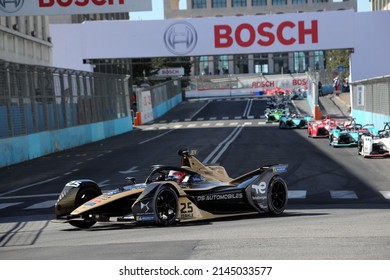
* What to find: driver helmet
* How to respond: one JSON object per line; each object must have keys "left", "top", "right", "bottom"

{"left": 167, "top": 170, "right": 186, "bottom": 183}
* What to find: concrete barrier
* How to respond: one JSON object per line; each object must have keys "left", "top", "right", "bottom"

{"left": 0, "top": 117, "right": 133, "bottom": 168}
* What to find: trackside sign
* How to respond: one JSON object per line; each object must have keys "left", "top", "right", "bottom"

{"left": 0, "top": 0, "right": 152, "bottom": 16}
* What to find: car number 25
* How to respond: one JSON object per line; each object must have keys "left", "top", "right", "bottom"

{"left": 180, "top": 202, "right": 194, "bottom": 218}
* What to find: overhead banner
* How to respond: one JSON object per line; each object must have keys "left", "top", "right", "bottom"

{"left": 52, "top": 10, "right": 356, "bottom": 60}
{"left": 0, "top": 0, "right": 152, "bottom": 16}
{"left": 50, "top": 10, "right": 390, "bottom": 81}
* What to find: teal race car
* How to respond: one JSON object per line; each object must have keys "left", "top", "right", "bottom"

{"left": 329, "top": 119, "right": 377, "bottom": 147}
{"left": 279, "top": 114, "right": 312, "bottom": 129}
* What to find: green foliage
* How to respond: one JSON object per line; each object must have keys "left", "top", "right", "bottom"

{"left": 325, "top": 49, "right": 351, "bottom": 78}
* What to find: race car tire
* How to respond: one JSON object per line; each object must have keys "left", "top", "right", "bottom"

{"left": 357, "top": 140, "right": 363, "bottom": 155}
{"left": 329, "top": 135, "right": 336, "bottom": 146}
{"left": 69, "top": 186, "right": 101, "bottom": 229}
{"left": 267, "top": 176, "right": 288, "bottom": 215}
{"left": 155, "top": 185, "right": 179, "bottom": 226}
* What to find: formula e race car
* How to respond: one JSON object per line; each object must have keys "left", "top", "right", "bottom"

{"left": 328, "top": 118, "right": 363, "bottom": 147}
{"left": 307, "top": 115, "right": 348, "bottom": 138}
{"left": 358, "top": 122, "right": 390, "bottom": 158}
{"left": 265, "top": 108, "right": 289, "bottom": 123}
{"left": 53, "top": 150, "right": 289, "bottom": 229}
{"left": 266, "top": 96, "right": 289, "bottom": 110}
{"left": 279, "top": 114, "right": 312, "bottom": 129}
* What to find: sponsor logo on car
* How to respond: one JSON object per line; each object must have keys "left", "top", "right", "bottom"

{"left": 66, "top": 180, "right": 82, "bottom": 187}
{"left": 273, "top": 165, "right": 288, "bottom": 173}
{"left": 135, "top": 215, "right": 156, "bottom": 222}
{"left": 85, "top": 199, "right": 102, "bottom": 206}
{"left": 196, "top": 192, "right": 243, "bottom": 201}
{"left": 252, "top": 182, "right": 267, "bottom": 194}
{"left": 141, "top": 202, "right": 150, "bottom": 213}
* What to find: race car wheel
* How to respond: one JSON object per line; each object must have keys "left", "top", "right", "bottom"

{"left": 357, "top": 140, "right": 363, "bottom": 155}
{"left": 155, "top": 185, "right": 179, "bottom": 226}
{"left": 69, "top": 186, "right": 101, "bottom": 229}
{"left": 267, "top": 176, "right": 288, "bottom": 215}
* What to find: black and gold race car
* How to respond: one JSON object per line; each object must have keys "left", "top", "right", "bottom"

{"left": 53, "top": 150, "right": 288, "bottom": 228}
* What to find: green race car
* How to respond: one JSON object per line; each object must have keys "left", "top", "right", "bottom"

{"left": 265, "top": 108, "right": 288, "bottom": 123}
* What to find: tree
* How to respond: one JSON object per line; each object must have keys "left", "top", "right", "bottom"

{"left": 325, "top": 49, "right": 351, "bottom": 78}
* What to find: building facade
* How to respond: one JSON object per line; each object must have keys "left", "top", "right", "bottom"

{"left": 0, "top": 16, "right": 52, "bottom": 66}
{"left": 371, "top": 0, "right": 390, "bottom": 10}
{"left": 0, "top": 12, "right": 131, "bottom": 74}
{"left": 164, "top": 0, "right": 358, "bottom": 75}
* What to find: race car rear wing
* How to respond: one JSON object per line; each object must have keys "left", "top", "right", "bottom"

{"left": 229, "top": 164, "right": 288, "bottom": 185}
{"left": 230, "top": 164, "right": 288, "bottom": 184}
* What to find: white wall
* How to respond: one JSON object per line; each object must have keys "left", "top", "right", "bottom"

{"left": 51, "top": 24, "right": 93, "bottom": 72}
{"left": 351, "top": 11, "right": 390, "bottom": 81}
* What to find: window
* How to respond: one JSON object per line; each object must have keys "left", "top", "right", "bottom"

{"left": 312, "top": 0, "right": 328, "bottom": 3}
{"left": 252, "top": 0, "right": 267, "bottom": 6}
{"left": 292, "top": 0, "right": 307, "bottom": 4}
{"left": 314, "top": 51, "right": 324, "bottom": 70}
{"left": 192, "top": 0, "right": 207, "bottom": 9}
{"left": 272, "top": 0, "right": 287, "bottom": 5}
{"left": 254, "top": 54, "right": 269, "bottom": 74}
{"left": 293, "top": 52, "right": 309, "bottom": 73}
{"left": 234, "top": 55, "right": 249, "bottom": 74}
{"left": 273, "top": 53, "right": 289, "bottom": 74}
{"left": 194, "top": 56, "right": 210, "bottom": 75}
{"left": 232, "top": 0, "right": 247, "bottom": 7}
{"left": 212, "top": 0, "right": 227, "bottom": 8}
{"left": 214, "top": 55, "right": 229, "bottom": 74}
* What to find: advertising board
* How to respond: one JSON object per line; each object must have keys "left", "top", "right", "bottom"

{"left": 0, "top": 0, "right": 152, "bottom": 16}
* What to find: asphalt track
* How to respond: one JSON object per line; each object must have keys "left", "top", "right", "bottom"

{"left": 0, "top": 95, "right": 389, "bottom": 260}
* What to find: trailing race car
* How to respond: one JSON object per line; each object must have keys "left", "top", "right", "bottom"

{"left": 266, "top": 96, "right": 288, "bottom": 110}
{"left": 358, "top": 122, "right": 390, "bottom": 158}
{"left": 53, "top": 150, "right": 289, "bottom": 228}
{"left": 307, "top": 115, "right": 348, "bottom": 138}
{"left": 328, "top": 118, "right": 362, "bottom": 147}
{"left": 279, "top": 114, "right": 312, "bottom": 129}
{"left": 265, "top": 108, "right": 289, "bottom": 123}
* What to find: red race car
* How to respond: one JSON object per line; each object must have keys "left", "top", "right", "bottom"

{"left": 307, "top": 115, "right": 348, "bottom": 138}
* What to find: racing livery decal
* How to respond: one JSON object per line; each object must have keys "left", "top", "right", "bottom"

{"left": 180, "top": 202, "right": 194, "bottom": 218}
{"left": 54, "top": 150, "right": 288, "bottom": 228}
{"left": 196, "top": 193, "right": 243, "bottom": 201}
{"left": 141, "top": 202, "right": 150, "bottom": 213}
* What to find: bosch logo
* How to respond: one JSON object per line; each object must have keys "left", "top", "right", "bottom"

{"left": 214, "top": 20, "right": 318, "bottom": 48}
{"left": 0, "top": 0, "right": 24, "bottom": 13}
{"left": 164, "top": 22, "right": 198, "bottom": 55}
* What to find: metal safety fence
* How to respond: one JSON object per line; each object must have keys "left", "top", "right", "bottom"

{"left": 0, "top": 62, "right": 130, "bottom": 139}
{"left": 350, "top": 75, "right": 390, "bottom": 117}
{"left": 148, "top": 78, "right": 183, "bottom": 107}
